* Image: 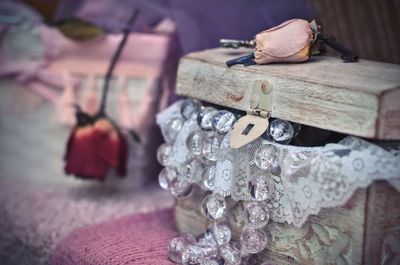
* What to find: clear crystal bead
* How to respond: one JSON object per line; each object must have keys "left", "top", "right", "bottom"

{"left": 268, "top": 119, "right": 295, "bottom": 144}
{"left": 159, "top": 167, "right": 193, "bottom": 198}
{"left": 156, "top": 143, "right": 172, "bottom": 166}
{"left": 182, "top": 158, "right": 204, "bottom": 183}
{"left": 186, "top": 131, "right": 206, "bottom": 156}
{"left": 201, "top": 194, "right": 227, "bottom": 220}
{"left": 165, "top": 117, "right": 184, "bottom": 143}
{"left": 196, "top": 230, "right": 218, "bottom": 249}
{"left": 202, "top": 136, "right": 220, "bottom": 162}
{"left": 181, "top": 99, "right": 201, "bottom": 120}
{"left": 197, "top": 107, "right": 218, "bottom": 130}
{"left": 200, "top": 257, "right": 225, "bottom": 265}
{"left": 158, "top": 166, "right": 178, "bottom": 190}
{"left": 168, "top": 233, "right": 196, "bottom": 263}
{"left": 260, "top": 129, "right": 273, "bottom": 142}
{"left": 212, "top": 110, "right": 236, "bottom": 134}
{"left": 243, "top": 202, "right": 270, "bottom": 229}
{"left": 201, "top": 165, "right": 216, "bottom": 191}
{"left": 220, "top": 242, "right": 242, "bottom": 265}
{"left": 170, "top": 177, "right": 193, "bottom": 198}
{"left": 182, "top": 244, "right": 206, "bottom": 265}
{"left": 240, "top": 228, "right": 268, "bottom": 254}
{"left": 208, "top": 222, "right": 231, "bottom": 246}
{"left": 254, "top": 144, "right": 280, "bottom": 173}
{"left": 248, "top": 175, "right": 274, "bottom": 201}
{"left": 292, "top": 122, "right": 301, "bottom": 137}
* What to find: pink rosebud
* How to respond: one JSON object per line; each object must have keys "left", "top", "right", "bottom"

{"left": 254, "top": 19, "right": 313, "bottom": 64}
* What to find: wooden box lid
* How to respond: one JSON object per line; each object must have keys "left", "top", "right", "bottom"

{"left": 176, "top": 48, "right": 400, "bottom": 140}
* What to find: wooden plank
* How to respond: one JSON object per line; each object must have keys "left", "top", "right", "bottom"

{"left": 378, "top": 88, "right": 400, "bottom": 139}
{"left": 176, "top": 48, "right": 400, "bottom": 139}
{"left": 363, "top": 181, "right": 400, "bottom": 265}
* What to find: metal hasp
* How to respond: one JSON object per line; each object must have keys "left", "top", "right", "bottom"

{"left": 230, "top": 80, "right": 272, "bottom": 148}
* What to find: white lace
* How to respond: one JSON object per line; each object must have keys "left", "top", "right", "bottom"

{"left": 157, "top": 101, "right": 400, "bottom": 227}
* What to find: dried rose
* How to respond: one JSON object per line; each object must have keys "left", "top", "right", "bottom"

{"left": 63, "top": 10, "right": 139, "bottom": 181}
{"left": 64, "top": 111, "right": 128, "bottom": 181}
{"left": 253, "top": 19, "right": 313, "bottom": 64}
{"left": 224, "top": 19, "right": 357, "bottom": 66}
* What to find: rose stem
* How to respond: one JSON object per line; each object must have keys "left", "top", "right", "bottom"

{"left": 98, "top": 9, "right": 139, "bottom": 116}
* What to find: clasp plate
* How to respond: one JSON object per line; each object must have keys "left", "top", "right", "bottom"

{"left": 230, "top": 80, "right": 272, "bottom": 148}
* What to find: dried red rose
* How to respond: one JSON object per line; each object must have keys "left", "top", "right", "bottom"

{"left": 63, "top": 9, "right": 138, "bottom": 181}
{"left": 64, "top": 112, "right": 128, "bottom": 181}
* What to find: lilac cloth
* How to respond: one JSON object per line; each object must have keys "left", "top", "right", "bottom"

{"left": 52, "top": 209, "right": 176, "bottom": 265}
{"left": 56, "top": 0, "right": 315, "bottom": 53}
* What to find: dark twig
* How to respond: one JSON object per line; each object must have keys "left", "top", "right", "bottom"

{"left": 98, "top": 9, "right": 139, "bottom": 116}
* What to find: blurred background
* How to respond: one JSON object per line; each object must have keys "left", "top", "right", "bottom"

{"left": 0, "top": 0, "right": 399, "bottom": 264}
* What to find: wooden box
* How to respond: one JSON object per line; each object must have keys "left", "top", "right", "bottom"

{"left": 173, "top": 48, "right": 400, "bottom": 265}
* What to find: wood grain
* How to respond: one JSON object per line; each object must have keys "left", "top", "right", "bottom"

{"left": 176, "top": 48, "right": 400, "bottom": 139}
{"left": 378, "top": 88, "right": 400, "bottom": 139}
{"left": 363, "top": 181, "right": 400, "bottom": 265}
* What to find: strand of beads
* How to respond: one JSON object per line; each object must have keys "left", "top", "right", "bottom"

{"left": 158, "top": 99, "right": 300, "bottom": 265}
{"left": 242, "top": 118, "right": 300, "bottom": 263}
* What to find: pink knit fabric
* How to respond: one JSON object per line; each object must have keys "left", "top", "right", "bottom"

{"left": 52, "top": 209, "right": 176, "bottom": 265}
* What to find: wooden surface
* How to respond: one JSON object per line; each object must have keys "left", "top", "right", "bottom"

{"left": 363, "top": 181, "right": 400, "bottom": 265}
{"left": 176, "top": 48, "right": 400, "bottom": 140}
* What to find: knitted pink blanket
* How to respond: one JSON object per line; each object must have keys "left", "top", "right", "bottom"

{"left": 52, "top": 209, "right": 175, "bottom": 265}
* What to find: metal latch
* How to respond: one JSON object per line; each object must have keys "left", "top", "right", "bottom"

{"left": 230, "top": 80, "right": 272, "bottom": 148}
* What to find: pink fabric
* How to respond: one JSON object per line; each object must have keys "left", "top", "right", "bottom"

{"left": 52, "top": 209, "right": 176, "bottom": 265}
{"left": 1, "top": 2, "right": 179, "bottom": 129}
{"left": 0, "top": 177, "right": 174, "bottom": 264}
{"left": 50, "top": 33, "right": 172, "bottom": 70}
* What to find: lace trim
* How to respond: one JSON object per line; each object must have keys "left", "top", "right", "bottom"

{"left": 156, "top": 101, "right": 400, "bottom": 227}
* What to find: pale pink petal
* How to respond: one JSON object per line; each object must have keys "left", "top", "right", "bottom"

{"left": 254, "top": 19, "right": 312, "bottom": 64}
